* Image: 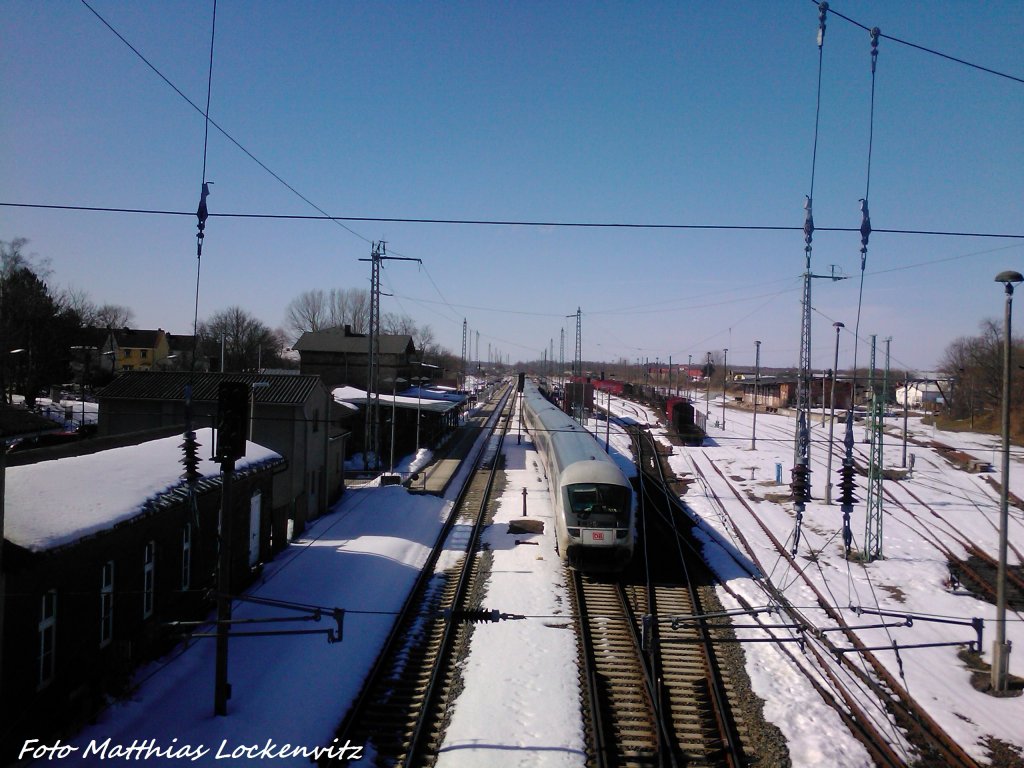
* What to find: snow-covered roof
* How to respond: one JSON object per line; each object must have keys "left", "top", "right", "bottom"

{"left": 294, "top": 327, "right": 414, "bottom": 355}
{"left": 4, "top": 428, "right": 283, "bottom": 553}
{"left": 331, "top": 386, "right": 462, "bottom": 413}
{"left": 98, "top": 371, "right": 324, "bottom": 405}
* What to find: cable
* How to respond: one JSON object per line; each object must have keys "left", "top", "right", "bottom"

{"left": 4, "top": 202, "right": 1021, "bottom": 240}
{"left": 851, "top": 28, "right": 880, "bottom": 405}
{"left": 812, "top": 0, "right": 1024, "bottom": 86}
{"left": 79, "top": 0, "right": 371, "bottom": 246}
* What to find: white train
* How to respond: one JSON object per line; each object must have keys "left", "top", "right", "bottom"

{"left": 521, "top": 379, "right": 634, "bottom": 570}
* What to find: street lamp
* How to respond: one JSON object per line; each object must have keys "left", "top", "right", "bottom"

{"left": 825, "top": 322, "right": 844, "bottom": 505}
{"left": 721, "top": 348, "right": 728, "bottom": 430}
{"left": 992, "top": 269, "right": 1022, "bottom": 692}
{"left": 385, "top": 377, "right": 408, "bottom": 474}
{"left": 704, "top": 352, "right": 711, "bottom": 425}
{"left": 7, "top": 348, "right": 25, "bottom": 404}
{"left": 751, "top": 341, "right": 761, "bottom": 450}
{"left": 69, "top": 345, "right": 93, "bottom": 431}
{"left": 413, "top": 361, "right": 440, "bottom": 453}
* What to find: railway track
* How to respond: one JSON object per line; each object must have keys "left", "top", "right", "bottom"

{"left": 671, "top": 397, "right": 1024, "bottom": 618}
{"left": 687, "top": 450, "right": 983, "bottom": 768}
{"left": 571, "top": 420, "right": 756, "bottom": 767}
{"left": 326, "top": 384, "right": 516, "bottom": 767}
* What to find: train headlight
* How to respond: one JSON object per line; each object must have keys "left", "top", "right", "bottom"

{"left": 567, "top": 527, "right": 580, "bottom": 538}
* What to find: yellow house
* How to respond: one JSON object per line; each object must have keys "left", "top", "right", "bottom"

{"left": 106, "top": 328, "right": 171, "bottom": 372}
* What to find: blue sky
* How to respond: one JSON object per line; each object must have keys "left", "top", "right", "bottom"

{"left": 2, "top": 1, "right": 1021, "bottom": 372}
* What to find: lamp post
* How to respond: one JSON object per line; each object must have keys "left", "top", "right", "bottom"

{"left": 721, "top": 348, "right": 728, "bottom": 430}
{"left": 751, "top": 341, "right": 761, "bottom": 450}
{"left": 705, "top": 352, "right": 711, "bottom": 424}
{"left": 412, "top": 361, "right": 439, "bottom": 454}
{"left": 7, "top": 349, "right": 25, "bottom": 404}
{"left": 825, "top": 322, "right": 844, "bottom": 505}
{"left": 992, "top": 269, "right": 1022, "bottom": 692}
{"left": 386, "top": 377, "right": 407, "bottom": 474}
{"left": 69, "top": 345, "right": 92, "bottom": 430}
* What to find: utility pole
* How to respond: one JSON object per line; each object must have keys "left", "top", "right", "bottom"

{"left": 359, "top": 242, "right": 421, "bottom": 470}
{"left": 795, "top": 197, "right": 849, "bottom": 492}
{"left": 559, "top": 328, "right": 565, "bottom": 393}
{"left": 863, "top": 335, "right": 885, "bottom": 561}
{"left": 751, "top": 341, "right": 761, "bottom": 450}
{"left": 567, "top": 308, "right": 582, "bottom": 421}
{"left": 825, "top": 322, "right": 844, "bottom": 504}
{"left": 461, "top": 318, "right": 467, "bottom": 392}
{"left": 721, "top": 348, "right": 728, "bottom": 430}
{"left": 992, "top": 269, "right": 1022, "bottom": 691}
{"left": 705, "top": 352, "right": 712, "bottom": 424}
{"left": 213, "top": 381, "right": 248, "bottom": 716}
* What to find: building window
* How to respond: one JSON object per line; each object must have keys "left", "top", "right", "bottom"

{"left": 38, "top": 590, "right": 57, "bottom": 688}
{"left": 141, "top": 349, "right": 148, "bottom": 360}
{"left": 313, "top": 408, "right": 320, "bottom": 433}
{"left": 100, "top": 561, "right": 114, "bottom": 648}
{"left": 143, "top": 541, "right": 155, "bottom": 619}
{"left": 181, "top": 524, "right": 191, "bottom": 591}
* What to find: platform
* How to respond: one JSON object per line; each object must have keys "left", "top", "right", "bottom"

{"left": 409, "top": 404, "right": 501, "bottom": 496}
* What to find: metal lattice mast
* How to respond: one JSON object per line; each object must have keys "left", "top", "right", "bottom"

{"left": 572, "top": 308, "right": 583, "bottom": 421}
{"left": 574, "top": 308, "right": 582, "bottom": 378}
{"left": 795, "top": 197, "right": 814, "bottom": 474}
{"left": 461, "top": 318, "right": 467, "bottom": 391}
{"left": 359, "top": 242, "right": 420, "bottom": 471}
{"left": 363, "top": 242, "right": 382, "bottom": 470}
{"left": 864, "top": 334, "right": 885, "bottom": 560}
{"left": 559, "top": 327, "right": 565, "bottom": 390}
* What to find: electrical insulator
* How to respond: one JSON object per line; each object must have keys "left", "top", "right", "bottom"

{"left": 180, "top": 430, "right": 202, "bottom": 483}
{"left": 838, "top": 463, "right": 857, "bottom": 506}
{"left": 791, "top": 463, "right": 810, "bottom": 503}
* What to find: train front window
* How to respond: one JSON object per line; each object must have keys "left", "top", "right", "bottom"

{"left": 567, "top": 484, "right": 629, "bottom": 523}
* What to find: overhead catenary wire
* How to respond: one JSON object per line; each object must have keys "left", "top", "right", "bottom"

{"left": 79, "top": 0, "right": 371, "bottom": 247}
{"left": 850, "top": 27, "right": 880, "bottom": 400}
{"left": 3, "top": 202, "right": 1021, "bottom": 240}
{"left": 813, "top": 0, "right": 1024, "bottom": 86}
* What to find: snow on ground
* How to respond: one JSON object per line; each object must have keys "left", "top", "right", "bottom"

{"left": 622, "top": 393, "right": 1024, "bottom": 766}
{"left": 31, "top": 391, "right": 1023, "bottom": 767}
{"left": 435, "top": 426, "right": 587, "bottom": 767}
{"left": 64, "top": 483, "right": 455, "bottom": 766}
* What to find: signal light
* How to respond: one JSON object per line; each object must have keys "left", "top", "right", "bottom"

{"left": 215, "top": 381, "right": 250, "bottom": 463}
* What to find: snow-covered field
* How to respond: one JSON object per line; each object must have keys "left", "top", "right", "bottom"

{"left": 29, "top": 392, "right": 1023, "bottom": 767}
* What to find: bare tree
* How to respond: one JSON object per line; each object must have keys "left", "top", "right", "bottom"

{"left": 94, "top": 303, "right": 135, "bottom": 329}
{"left": 381, "top": 312, "right": 416, "bottom": 336}
{"left": 328, "top": 287, "right": 370, "bottom": 333}
{"left": 286, "top": 287, "right": 372, "bottom": 339}
{"left": 285, "top": 289, "right": 330, "bottom": 338}
{"left": 199, "top": 306, "right": 285, "bottom": 372}
{"left": 939, "top": 317, "right": 1023, "bottom": 422}
{"left": 55, "top": 287, "right": 134, "bottom": 330}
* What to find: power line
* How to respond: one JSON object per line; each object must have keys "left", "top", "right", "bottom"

{"left": 3, "top": 202, "right": 1022, "bottom": 240}
{"left": 813, "top": 0, "right": 1024, "bottom": 85}
{"left": 79, "top": 0, "right": 372, "bottom": 246}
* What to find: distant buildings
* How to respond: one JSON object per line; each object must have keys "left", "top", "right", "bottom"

{"left": 293, "top": 325, "right": 417, "bottom": 391}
